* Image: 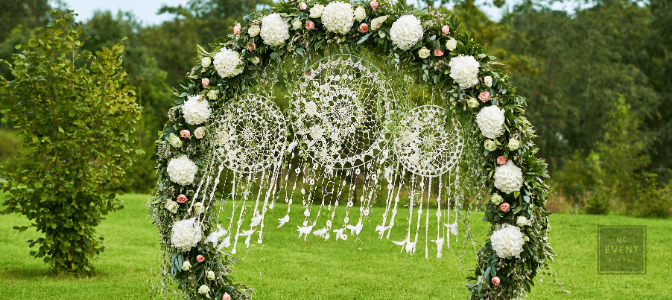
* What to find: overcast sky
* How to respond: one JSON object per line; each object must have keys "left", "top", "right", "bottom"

{"left": 61, "top": 0, "right": 577, "bottom": 26}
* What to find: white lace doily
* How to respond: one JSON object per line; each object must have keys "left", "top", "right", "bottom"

{"left": 213, "top": 94, "right": 287, "bottom": 173}
{"left": 289, "top": 55, "right": 397, "bottom": 170}
{"left": 393, "top": 105, "right": 463, "bottom": 177}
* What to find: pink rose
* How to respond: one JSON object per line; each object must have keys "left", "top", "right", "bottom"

{"left": 442, "top": 25, "right": 450, "bottom": 35}
{"left": 202, "top": 78, "right": 209, "bottom": 87}
{"left": 299, "top": 2, "right": 307, "bottom": 10}
{"left": 359, "top": 23, "right": 368, "bottom": 33}
{"left": 434, "top": 49, "right": 443, "bottom": 57}
{"left": 176, "top": 194, "right": 188, "bottom": 204}
{"left": 197, "top": 255, "right": 205, "bottom": 263}
{"left": 233, "top": 24, "right": 241, "bottom": 35}
{"left": 222, "top": 293, "right": 232, "bottom": 300}
{"left": 180, "top": 130, "right": 190, "bottom": 138}
{"left": 248, "top": 43, "right": 256, "bottom": 51}
{"left": 479, "top": 91, "right": 491, "bottom": 102}
{"left": 500, "top": 203, "right": 510, "bottom": 212}
{"left": 305, "top": 20, "right": 315, "bottom": 30}
{"left": 370, "top": 0, "right": 379, "bottom": 9}
{"left": 497, "top": 156, "right": 506, "bottom": 165}
{"left": 492, "top": 276, "right": 500, "bottom": 286}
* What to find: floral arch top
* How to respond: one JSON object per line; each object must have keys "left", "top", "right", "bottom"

{"left": 149, "top": 1, "right": 558, "bottom": 299}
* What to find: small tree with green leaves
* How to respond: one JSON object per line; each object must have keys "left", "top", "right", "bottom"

{"left": 0, "top": 11, "right": 141, "bottom": 275}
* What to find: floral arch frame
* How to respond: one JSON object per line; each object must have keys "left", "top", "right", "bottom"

{"left": 149, "top": 1, "right": 558, "bottom": 299}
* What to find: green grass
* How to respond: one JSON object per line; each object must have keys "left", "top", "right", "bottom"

{"left": 1, "top": 194, "right": 670, "bottom": 299}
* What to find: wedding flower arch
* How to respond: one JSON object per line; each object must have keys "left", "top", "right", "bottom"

{"left": 149, "top": 1, "right": 558, "bottom": 299}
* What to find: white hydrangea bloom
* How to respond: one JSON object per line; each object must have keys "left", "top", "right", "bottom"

{"left": 449, "top": 55, "right": 480, "bottom": 89}
{"left": 213, "top": 48, "right": 243, "bottom": 78}
{"left": 171, "top": 217, "right": 203, "bottom": 251}
{"left": 321, "top": 2, "right": 355, "bottom": 34}
{"left": 490, "top": 224, "right": 525, "bottom": 258}
{"left": 261, "top": 13, "right": 290, "bottom": 46}
{"left": 390, "top": 15, "right": 423, "bottom": 50}
{"left": 167, "top": 155, "right": 198, "bottom": 186}
{"left": 309, "top": 4, "right": 325, "bottom": 18}
{"left": 354, "top": 6, "right": 366, "bottom": 22}
{"left": 494, "top": 161, "right": 524, "bottom": 194}
{"left": 476, "top": 105, "right": 505, "bottom": 139}
{"left": 182, "top": 95, "right": 212, "bottom": 125}
{"left": 371, "top": 15, "right": 388, "bottom": 30}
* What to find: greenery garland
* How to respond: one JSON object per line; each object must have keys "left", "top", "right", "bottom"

{"left": 149, "top": 0, "right": 559, "bottom": 299}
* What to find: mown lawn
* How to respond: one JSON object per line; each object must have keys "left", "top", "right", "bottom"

{"left": 0, "top": 193, "right": 670, "bottom": 299}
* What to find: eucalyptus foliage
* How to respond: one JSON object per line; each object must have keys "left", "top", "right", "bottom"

{"left": 0, "top": 11, "right": 141, "bottom": 275}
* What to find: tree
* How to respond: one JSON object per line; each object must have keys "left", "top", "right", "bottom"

{"left": 0, "top": 11, "right": 141, "bottom": 274}
{"left": 0, "top": 0, "right": 51, "bottom": 42}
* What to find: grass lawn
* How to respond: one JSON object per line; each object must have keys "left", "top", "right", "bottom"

{"left": 1, "top": 193, "right": 670, "bottom": 299}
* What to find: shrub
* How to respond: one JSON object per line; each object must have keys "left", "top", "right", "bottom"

{"left": 636, "top": 173, "right": 671, "bottom": 218}
{"left": 0, "top": 11, "right": 141, "bottom": 275}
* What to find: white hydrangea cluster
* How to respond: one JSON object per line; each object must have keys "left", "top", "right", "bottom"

{"left": 261, "top": 13, "right": 290, "bottom": 46}
{"left": 167, "top": 155, "right": 198, "bottom": 186}
{"left": 448, "top": 55, "right": 480, "bottom": 89}
{"left": 321, "top": 2, "right": 355, "bottom": 34}
{"left": 490, "top": 224, "right": 525, "bottom": 258}
{"left": 213, "top": 48, "right": 243, "bottom": 78}
{"left": 182, "top": 95, "right": 212, "bottom": 125}
{"left": 494, "top": 161, "right": 524, "bottom": 194}
{"left": 476, "top": 105, "right": 505, "bottom": 139}
{"left": 171, "top": 217, "right": 203, "bottom": 251}
{"left": 390, "top": 15, "right": 423, "bottom": 50}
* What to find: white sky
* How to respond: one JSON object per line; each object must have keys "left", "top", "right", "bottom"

{"left": 61, "top": 0, "right": 579, "bottom": 25}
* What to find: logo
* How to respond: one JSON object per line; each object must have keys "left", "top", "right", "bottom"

{"left": 598, "top": 226, "right": 646, "bottom": 274}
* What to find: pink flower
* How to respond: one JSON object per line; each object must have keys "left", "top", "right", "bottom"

{"left": 492, "top": 276, "right": 500, "bottom": 286}
{"left": 500, "top": 203, "right": 510, "bottom": 212}
{"left": 299, "top": 2, "right": 307, "bottom": 10}
{"left": 180, "top": 130, "right": 190, "bottom": 138}
{"left": 176, "top": 194, "right": 188, "bottom": 204}
{"left": 197, "top": 255, "right": 205, "bottom": 263}
{"left": 359, "top": 23, "right": 368, "bottom": 33}
{"left": 222, "top": 293, "right": 232, "bottom": 300}
{"left": 370, "top": 0, "right": 379, "bottom": 9}
{"left": 202, "top": 78, "right": 209, "bottom": 87}
{"left": 233, "top": 24, "right": 241, "bottom": 35}
{"left": 434, "top": 49, "right": 443, "bottom": 57}
{"left": 305, "top": 20, "right": 315, "bottom": 30}
{"left": 248, "top": 43, "right": 256, "bottom": 51}
{"left": 479, "top": 91, "right": 491, "bottom": 102}
{"left": 497, "top": 156, "right": 506, "bottom": 165}
{"left": 442, "top": 25, "right": 450, "bottom": 35}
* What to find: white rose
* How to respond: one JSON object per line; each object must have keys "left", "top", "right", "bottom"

{"left": 322, "top": 2, "right": 355, "bottom": 34}
{"left": 194, "top": 127, "right": 205, "bottom": 139}
{"left": 467, "top": 97, "right": 479, "bottom": 108}
{"left": 213, "top": 48, "right": 243, "bottom": 78}
{"left": 167, "top": 155, "right": 198, "bottom": 186}
{"left": 292, "top": 18, "right": 302, "bottom": 30}
{"left": 261, "top": 13, "right": 290, "bottom": 46}
{"left": 207, "top": 90, "right": 217, "bottom": 100}
{"left": 445, "top": 37, "right": 457, "bottom": 51}
{"left": 484, "top": 139, "right": 497, "bottom": 152}
{"left": 248, "top": 25, "right": 260, "bottom": 37}
{"left": 493, "top": 161, "right": 524, "bottom": 194}
{"left": 490, "top": 194, "right": 503, "bottom": 205}
{"left": 198, "top": 285, "right": 210, "bottom": 295}
{"left": 167, "top": 133, "right": 182, "bottom": 148}
{"left": 309, "top": 4, "right": 325, "bottom": 18}
{"left": 449, "top": 55, "right": 480, "bottom": 89}
{"left": 182, "top": 260, "right": 192, "bottom": 271}
{"left": 172, "top": 217, "right": 203, "bottom": 251}
{"left": 476, "top": 106, "right": 505, "bottom": 139}
{"left": 182, "top": 95, "right": 212, "bottom": 125}
{"left": 250, "top": 56, "right": 260, "bottom": 65}
{"left": 354, "top": 6, "right": 366, "bottom": 22}
{"left": 508, "top": 138, "right": 520, "bottom": 151}
{"left": 194, "top": 202, "right": 205, "bottom": 214}
{"left": 516, "top": 216, "right": 529, "bottom": 227}
{"left": 484, "top": 75, "right": 493, "bottom": 87}
{"left": 490, "top": 224, "right": 525, "bottom": 258}
{"left": 165, "top": 199, "right": 179, "bottom": 214}
{"left": 201, "top": 57, "right": 211, "bottom": 67}
{"left": 390, "top": 15, "right": 423, "bottom": 50}
{"left": 206, "top": 270, "right": 216, "bottom": 280}
{"left": 371, "top": 15, "right": 387, "bottom": 30}
{"left": 418, "top": 47, "right": 430, "bottom": 59}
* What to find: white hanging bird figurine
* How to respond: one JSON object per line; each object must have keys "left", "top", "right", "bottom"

{"left": 405, "top": 241, "right": 417, "bottom": 255}
{"left": 250, "top": 214, "right": 263, "bottom": 227}
{"left": 312, "top": 227, "right": 328, "bottom": 238}
{"left": 297, "top": 225, "right": 314, "bottom": 241}
{"left": 432, "top": 237, "right": 445, "bottom": 258}
{"left": 375, "top": 225, "right": 390, "bottom": 238}
{"left": 217, "top": 235, "right": 231, "bottom": 252}
{"left": 445, "top": 222, "right": 458, "bottom": 235}
{"left": 277, "top": 214, "right": 290, "bottom": 228}
{"left": 333, "top": 228, "right": 346, "bottom": 241}
{"left": 346, "top": 221, "right": 363, "bottom": 236}
{"left": 204, "top": 224, "right": 228, "bottom": 247}
{"left": 392, "top": 237, "right": 409, "bottom": 253}
{"left": 238, "top": 230, "right": 255, "bottom": 248}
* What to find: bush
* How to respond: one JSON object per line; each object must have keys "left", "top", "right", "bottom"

{"left": 636, "top": 173, "right": 672, "bottom": 218}
{"left": 584, "top": 190, "right": 610, "bottom": 215}
{"left": 0, "top": 11, "right": 141, "bottom": 275}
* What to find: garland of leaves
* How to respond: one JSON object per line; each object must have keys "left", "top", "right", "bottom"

{"left": 149, "top": 0, "right": 561, "bottom": 299}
